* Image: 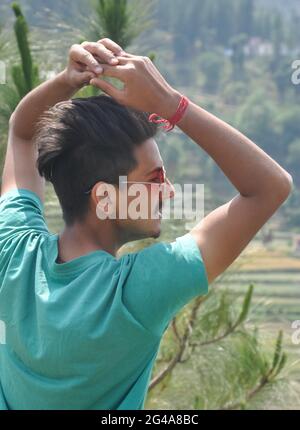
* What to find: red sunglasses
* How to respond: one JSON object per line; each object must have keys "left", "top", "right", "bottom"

{"left": 84, "top": 167, "right": 167, "bottom": 194}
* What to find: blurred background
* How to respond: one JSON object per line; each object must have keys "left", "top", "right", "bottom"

{"left": 0, "top": 0, "right": 299, "bottom": 410}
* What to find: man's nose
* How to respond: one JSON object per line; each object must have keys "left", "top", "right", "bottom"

{"left": 161, "top": 177, "right": 175, "bottom": 201}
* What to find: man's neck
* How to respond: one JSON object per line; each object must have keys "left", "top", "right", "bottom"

{"left": 57, "top": 221, "right": 120, "bottom": 262}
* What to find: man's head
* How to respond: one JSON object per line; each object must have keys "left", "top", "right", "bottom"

{"left": 36, "top": 95, "right": 174, "bottom": 245}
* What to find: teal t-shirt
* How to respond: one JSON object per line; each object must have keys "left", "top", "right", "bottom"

{"left": 0, "top": 188, "right": 209, "bottom": 410}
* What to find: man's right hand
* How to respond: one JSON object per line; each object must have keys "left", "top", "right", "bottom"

{"left": 89, "top": 54, "right": 181, "bottom": 118}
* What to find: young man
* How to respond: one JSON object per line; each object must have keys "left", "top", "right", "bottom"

{"left": 0, "top": 38, "right": 292, "bottom": 410}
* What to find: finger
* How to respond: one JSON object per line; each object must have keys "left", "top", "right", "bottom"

{"left": 117, "top": 52, "right": 135, "bottom": 58}
{"left": 98, "top": 63, "right": 128, "bottom": 80}
{"left": 97, "top": 38, "right": 125, "bottom": 56}
{"left": 70, "top": 44, "right": 103, "bottom": 74}
{"left": 114, "top": 55, "right": 141, "bottom": 64}
{"left": 90, "top": 77, "right": 123, "bottom": 99}
{"left": 81, "top": 71, "right": 97, "bottom": 85}
{"left": 81, "top": 41, "right": 119, "bottom": 65}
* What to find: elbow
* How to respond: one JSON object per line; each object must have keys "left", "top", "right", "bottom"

{"left": 273, "top": 171, "right": 294, "bottom": 204}
{"left": 252, "top": 171, "right": 293, "bottom": 214}
{"left": 286, "top": 172, "right": 294, "bottom": 194}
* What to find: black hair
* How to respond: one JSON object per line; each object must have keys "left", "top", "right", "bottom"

{"left": 36, "top": 95, "right": 158, "bottom": 225}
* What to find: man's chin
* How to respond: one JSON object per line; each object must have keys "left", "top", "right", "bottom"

{"left": 125, "top": 219, "right": 162, "bottom": 242}
{"left": 149, "top": 220, "right": 162, "bottom": 239}
{"left": 136, "top": 223, "right": 162, "bottom": 240}
{"left": 150, "top": 229, "right": 161, "bottom": 239}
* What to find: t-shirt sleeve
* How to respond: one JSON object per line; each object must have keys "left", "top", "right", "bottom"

{"left": 0, "top": 187, "right": 49, "bottom": 255}
{"left": 122, "top": 232, "right": 209, "bottom": 337}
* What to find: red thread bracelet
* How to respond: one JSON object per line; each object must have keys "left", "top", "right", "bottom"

{"left": 148, "top": 95, "right": 189, "bottom": 132}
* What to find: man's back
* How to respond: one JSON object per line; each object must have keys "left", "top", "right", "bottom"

{"left": 0, "top": 188, "right": 208, "bottom": 410}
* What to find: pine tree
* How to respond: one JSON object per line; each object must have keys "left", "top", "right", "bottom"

{"left": 11, "top": 3, "right": 40, "bottom": 98}
{"left": 236, "top": 0, "right": 254, "bottom": 37}
{"left": 86, "top": 0, "right": 155, "bottom": 48}
{"left": 0, "top": 3, "right": 40, "bottom": 167}
{"left": 78, "top": 0, "right": 155, "bottom": 97}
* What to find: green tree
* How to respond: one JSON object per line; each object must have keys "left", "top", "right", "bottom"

{"left": 199, "top": 52, "right": 225, "bottom": 94}
{"left": 272, "top": 58, "right": 294, "bottom": 102}
{"left": 11, "top": 3, "right": 40, "bottom": 98}
{"left": 87, "top": 0, "right": 155, "bottom": 48}
{"left": 277, "top": 107, "right": 300, "bottom": 148}
{"left": 142, "top": 281, "right": 291, "bottom": 410}
{"left": 0, "top": 21, "right": 5, "bottom": 53}
{"left": 229, "top": 33, "right": 247, "bottom": 79}
{"left": 215, "top": 0, "right": 235, "bottom": 46}
{"left": 270, "top": 12, "right": 284, "bottom": 71}
{"left": 0, "top": 3, "right": 40, "bottom": 168}
{"left": 236, "top": 0, "right": 254, "bottom": 37}
{"left": 77, "top": 0, "right": 155, "bottom": 98}
{"left": 235, "top": 90, "right": 281, "bottom": 158}
{"left": 0, "top": 3, "right": 40, "bottom": 121}
{"left": 254, "top": 8, "right": 272, "bottom": 40}
{"left": 286, "top": 139, "right": 300, "bottom": 187}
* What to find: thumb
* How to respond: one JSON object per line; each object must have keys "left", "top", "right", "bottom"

{"left": 80, "top": 71, "right": 97, "bottom": 86}
{"left": 90, "top": 77, "right": 122, "bottom": 99}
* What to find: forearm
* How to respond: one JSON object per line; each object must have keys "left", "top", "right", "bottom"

{"left": 10, "top": 70, "right": 77, "bottom": 141}
{"left": 171, "top": 97, "right": 292, "bottom": 199}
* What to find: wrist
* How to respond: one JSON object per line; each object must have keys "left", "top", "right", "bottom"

{"left": 57, "top": 69, "right": 81, "bottom": 92}
{"left": 158, "top": 90, "right": 182, "bottom": 120}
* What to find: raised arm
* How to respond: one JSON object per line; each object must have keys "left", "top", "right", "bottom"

{"left": 1, "top": 39, "right": 124, "bottom": 201}
{"left": 91, "top": 54, "right": 293, "bottom": 284}
{"left": 175, "top": 101, "right": 292, "bottom": 284}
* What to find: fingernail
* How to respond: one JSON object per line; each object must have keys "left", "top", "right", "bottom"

{"left": 94, "top": 66, "right": 103, "bottom": 74}
{"left": 110, "top": 58, "right": 118, "bottom": 64}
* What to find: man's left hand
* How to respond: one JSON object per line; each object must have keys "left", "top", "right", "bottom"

{"left": 63, "top": 38, "right": 125, "bottom": 90}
